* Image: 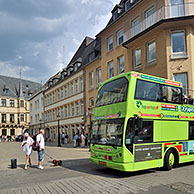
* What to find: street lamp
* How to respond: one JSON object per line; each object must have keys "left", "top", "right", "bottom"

{"left": 88, "top": 108, "right": 92, "bottom": 133}
{"left": 56, "top": 113, "right": 61, "bottom": 147}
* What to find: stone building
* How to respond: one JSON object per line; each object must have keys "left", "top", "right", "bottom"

{"left": 43, "top": 37, "right": 99, "bottom": 141}
{"left": 29, "top": 88, "right": 45, "bottom": 137}
{"left": 0, "top": 75, "right": 41, "bottom": 138}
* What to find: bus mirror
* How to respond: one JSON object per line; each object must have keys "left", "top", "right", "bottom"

{"left": 137, "top": 117, "right": 143, "bottom": 130}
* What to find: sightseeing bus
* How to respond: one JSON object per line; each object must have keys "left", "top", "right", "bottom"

{"left": 90, "top": 71, "right": 194, "bottom": 172}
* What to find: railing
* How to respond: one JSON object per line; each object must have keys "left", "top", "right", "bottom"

{"left": 123, "top": 3, "right": 194, "bottom": 43}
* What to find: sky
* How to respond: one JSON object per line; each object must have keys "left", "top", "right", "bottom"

{"left": 0, "top": 0, "right": 119, "bottom": 84}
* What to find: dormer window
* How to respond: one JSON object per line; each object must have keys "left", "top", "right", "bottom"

{"left": 3, "top": 85, "right": 9, "bottom": 94}
{"left": 3, "top": 88, "right": 9, "bottom": 94}
{"left": 125, "top": 0, "right": 131, "bottom": 11}
{"left": 88, "top": 52, "right": 95, "bottom": 63}
{"left": 28, "top": 92, "right": 32, "bottom": 97}
{"left": 113, "top": 10, "right": 118, "bottom": 20}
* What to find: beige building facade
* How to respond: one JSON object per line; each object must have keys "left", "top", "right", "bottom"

{"left": 84, "top": 0, "right": 194, "bottom": 132}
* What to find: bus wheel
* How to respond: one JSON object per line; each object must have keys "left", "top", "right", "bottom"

{"left": 164, "top": 149, "right": 175, "bottom": 170}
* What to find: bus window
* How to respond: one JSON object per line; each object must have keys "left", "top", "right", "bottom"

{"left": 189, "top": 122, "right": 194, "bottom": 140}
{"left": 161, "top": 85, "right": 182, "bottom": 103}
{"left": 134, "top": 121, "right": 153, "bottom": 143}
{"left": 135, "top": 79, "right": 182, "bottom": 104}
{"left": 135, "top": 80, "right": 161, "bottom": 101}
{"left": 96, "top": 78, "right": 128, "bottom": 107}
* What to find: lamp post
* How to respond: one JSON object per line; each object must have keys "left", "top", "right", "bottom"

{"left": 88, "top": 108, "right": 92, "bottom": 133}
{"left": 57, "top": 114, "right": 61, "bottom": 147}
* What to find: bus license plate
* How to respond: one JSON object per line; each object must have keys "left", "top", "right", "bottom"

{"left": 99, "top": 161, "right": 106, "bottom": 166}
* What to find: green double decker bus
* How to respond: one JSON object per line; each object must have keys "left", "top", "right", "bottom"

{"left": 90, "top": 71, "right": 194, "bottom": 172}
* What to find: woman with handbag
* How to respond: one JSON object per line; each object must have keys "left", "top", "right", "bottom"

{"left": 21, "top": 133, "right": 34, "bottom": 170}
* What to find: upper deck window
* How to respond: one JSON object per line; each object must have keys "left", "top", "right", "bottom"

{"left": 96, "top": 77, "right": 128, "bottom": 107}
{"left": 135, "top": 79, "right": 182, "bottom": 104}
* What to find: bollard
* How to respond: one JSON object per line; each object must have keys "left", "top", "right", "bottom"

{"left": 11, "top": 159, "right": 17, "bottom": 169}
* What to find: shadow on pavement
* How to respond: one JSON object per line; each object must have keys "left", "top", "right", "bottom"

{"left": 47, "top": 158, "right": 157, "bottom": 178}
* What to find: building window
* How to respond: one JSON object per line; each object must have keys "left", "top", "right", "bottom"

{"left": 89, "top": 98, "right": 94, "bottom": 107}
{"left": 58, "top": 89, "right": 60, "bottom": 100}
{"left": 61, "top": 88, "right": 63, "bottom": 99}
{"left": 170, "top": 0, "right": 184, "bottom": 17}
{"left": 80, "top": 77, "right": 83, "bottom": 91}
{"left": 61, "top": 107, "right": 64, "bottom": 119}
{"left": 117, "top": 29, "right": 124, "bottom": 46}
{"left": 20, "top": 100, "right": 24, "bottom": 108}
{"left": 171, "top": 31, "right": 186, "bottom": 58}
{"left": 125, "top": 0, "right": 130, "bottom": 11}
{"left": 10, "top": 100, "right": 14, "bottom": 107}
{"left": 3, "top": 88, "right": 9, "bottom": 94}
{"left": 113, "top": 10, "right": 118, "bottom": 20}
{"left": 75, "top": 80, "right": 79, "bottom": 93}
{"left": 89, "top": 72, "right": 94, "bottom": 89}
{"left": 145, "top": 7, "right": 155, "bottom": 28}
{"left": 10, "top": 114, "right": 14, "bottom": 123}
{"left": 96, "top": 68, "right": 101, "bottom": 87}
{"left": 21, "top": 114, "right": 24, "bottom": 122}
{"left": 107, "top": 36, "right": 113, "bottom": 52}
{"left": 2, "top": 114, "right": 6, "bottom": 123}
{"left": 108, "top": 61, "right": 114, "bottom": 78}
{"left": 71, "top": 82, "right": 74, "bottom": 95}
{"left": 132, "top": 17, "right": 141, "bottom": 36}
{"left": 147, "top": 40, "right": 156, "bottom": 63}
{"left": 88, "top": 52, "right": 95, "bottom": 63}
{"left": 71, "top": 103, "right": 75, "bottom": 117}
{"left": 2, "top": 129, "right": 7, "bottom": 136}
{"left": 1, "top": 99, "right": 6, "bottom": 107}
{"left": 10, "top": 129, "right": 15, "bottom": 136}
{"left": 80, "top": 100, "right": 84, "bottom": 115}
{"left": 133, "top": 48, "right": 141, "bottom": 68}
{"left": 117, "top": 55, "right": 124, "bottom": 74}
{"left": 64, "top": 86, "right": 68, "bottom": 97}
{"left": 173, "top": 73, "right": 187, "bottom": 95}
{"left": 76, "top": 102, "right": 79, "bottom": 116}
{"left": 65, "top": 105, "right": 68, "bottom": 118}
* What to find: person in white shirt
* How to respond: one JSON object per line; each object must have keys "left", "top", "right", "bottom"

{"left": 21, "top": 133, "right": 34, "bottom": 170}
{"left": 36, "top": 129, "right": 45, "bottom": 170}
{"left": 81, "top": 134, "right": 85, "bottom": 147}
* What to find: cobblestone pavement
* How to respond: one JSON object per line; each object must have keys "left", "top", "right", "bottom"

{"left": 1, "top": 142, "right": 194, "bottom": 194}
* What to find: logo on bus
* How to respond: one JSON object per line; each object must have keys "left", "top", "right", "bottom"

{"left": 136, "top": 101, "right": 159, "bottom": 110}
{"left": 181, "top": 106, "right": 194, "bottom": 113}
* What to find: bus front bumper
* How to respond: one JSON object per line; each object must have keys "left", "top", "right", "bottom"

{"left": 90, "top": 157, "right": 134, "bottom": 172}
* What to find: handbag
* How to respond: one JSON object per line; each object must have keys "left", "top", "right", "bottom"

{"left": 32, "top": 144, "right": 39, "bottom": 151}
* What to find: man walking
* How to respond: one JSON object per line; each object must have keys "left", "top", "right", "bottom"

{"left": 36, "top": 129, "right": 45, "bottom": 170}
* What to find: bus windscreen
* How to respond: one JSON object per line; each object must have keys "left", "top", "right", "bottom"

{"left": 91, "top": 118, "right": 124, "bottom": 146}
{"left": 96, "top": 77, "right": 128, "bottom": 107}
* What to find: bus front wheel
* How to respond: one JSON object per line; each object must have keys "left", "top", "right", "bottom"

{"left": 164, "top": 149, "right": 177, "bottom": 170}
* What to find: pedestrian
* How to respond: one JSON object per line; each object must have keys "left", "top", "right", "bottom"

{"left": 85, "top": 134, "right": 88, "bottom": 146}
{"left": 36, "top": 129, "right": 45, "bottom": 170}
{"left": 21, "top": 133, "right": 34, "bottom": 170}
{"left": 62, "top": 132, "right": 65, "bottom": 144}
{"left": 73, "top": 134, "right": 77, "bottom": 148}
{"left": 81, "top": 133, "right": 85, "bottom": 148}
{"left": 65, "top": 133, "right": 68, "bottom": 144}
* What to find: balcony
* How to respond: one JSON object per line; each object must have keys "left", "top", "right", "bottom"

{"left": 123, "top": 3, "right": 194, "bottom": 44}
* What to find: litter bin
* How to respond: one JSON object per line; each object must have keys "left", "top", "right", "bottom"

{"left": 11, "top": 159, "right": 17, "bottom": 169}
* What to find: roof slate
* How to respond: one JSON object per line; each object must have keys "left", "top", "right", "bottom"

{"left": 0, "top": 75, "right": 42, "bottom": 100}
